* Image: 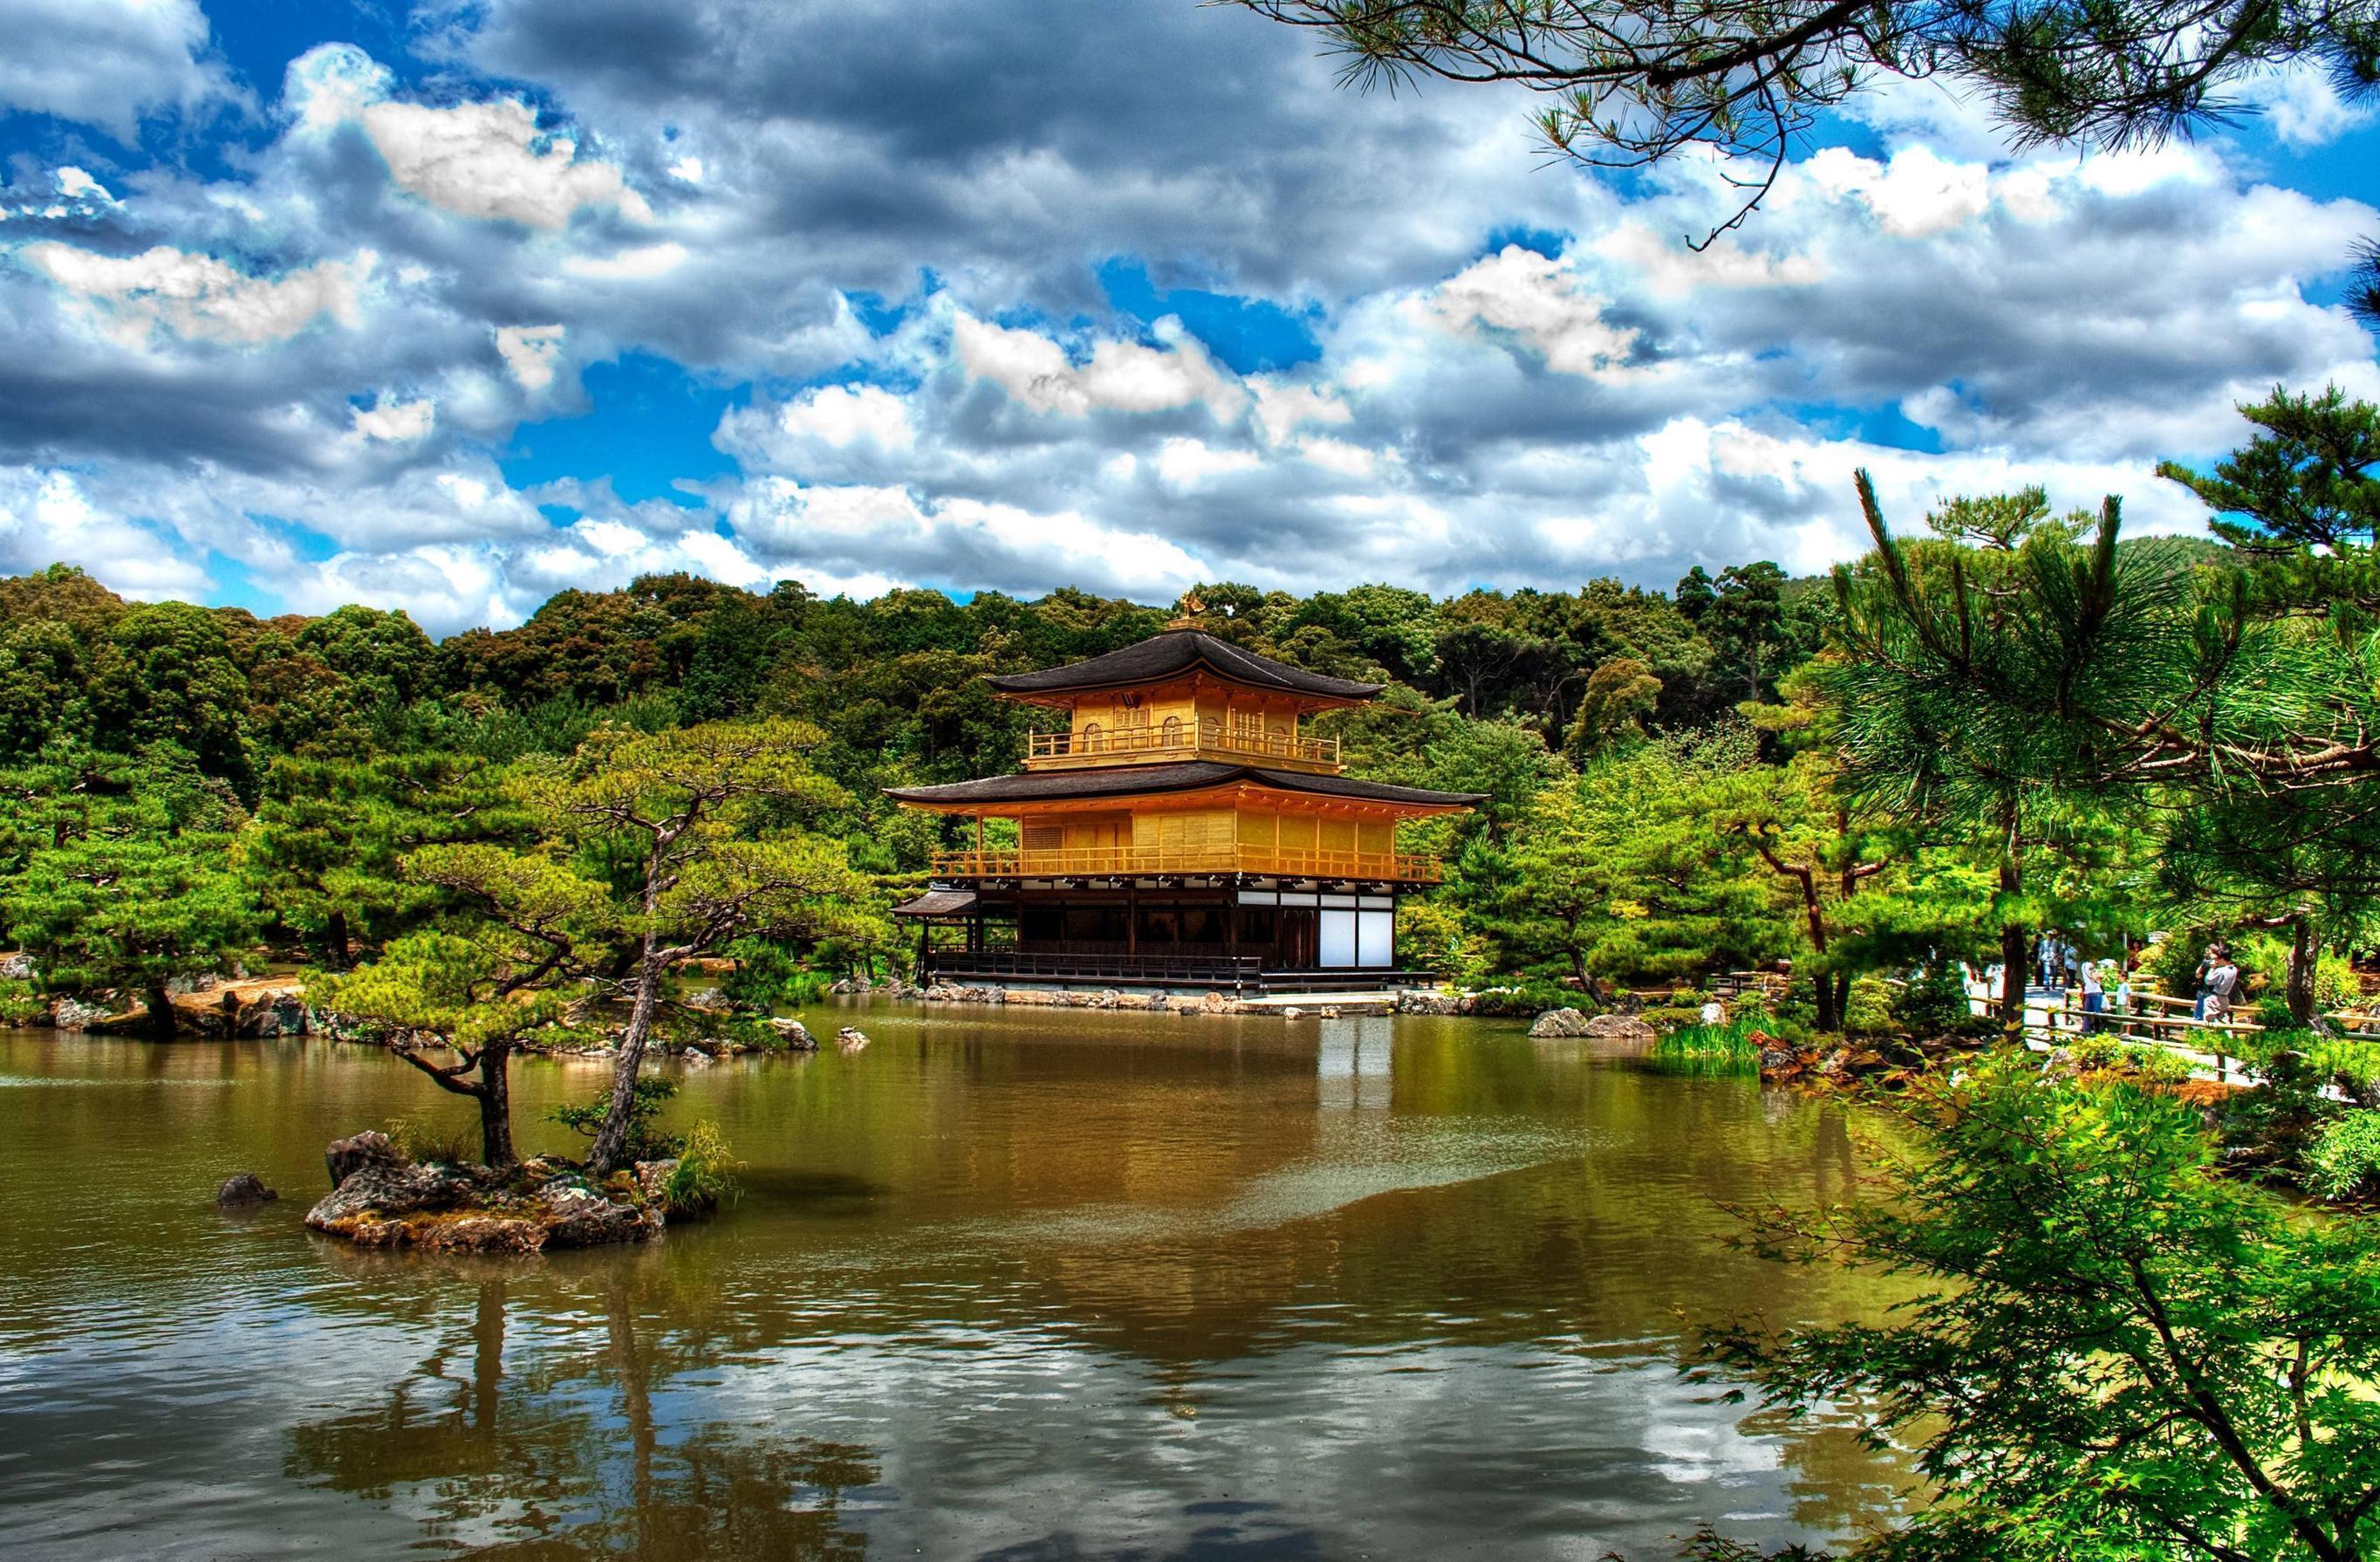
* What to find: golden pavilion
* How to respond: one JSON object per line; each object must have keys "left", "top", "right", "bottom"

{"left": 886, "top": 628, "right": 1482, "bottom": 990}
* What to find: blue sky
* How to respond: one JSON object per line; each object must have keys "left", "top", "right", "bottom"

{"left": 0, "top": 0, "right": 2373, "bottom": 633}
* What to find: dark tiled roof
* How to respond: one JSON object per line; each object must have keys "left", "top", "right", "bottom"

{"left": 984, "top": 630, "right": 1383, "bottom": 700}
{"left": 891, "top": 889, "right": 979, "bottom": 918}
{"left": 884, "top": 762, "right": 1485, "bottom": 810}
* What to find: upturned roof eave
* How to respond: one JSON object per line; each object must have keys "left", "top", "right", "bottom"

{"left": 881, "top": 762, "right": 1485, "bottom": 814}
{"left": 980, "top": 629, "right": 1385, "bottom": 704}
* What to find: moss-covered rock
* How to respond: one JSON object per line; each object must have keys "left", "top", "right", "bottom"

{"left": 304, "top": 1141, "right": 664, "bottom": 1254}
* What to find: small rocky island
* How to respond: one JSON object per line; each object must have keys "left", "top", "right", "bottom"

{"left": 304, "top": 1131, "right": 695, "bottom": 1254}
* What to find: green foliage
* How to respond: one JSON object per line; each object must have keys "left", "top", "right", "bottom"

{"left": 1839, "top": 976, "right": 1893, "bottom": 1035}
{"left": 1890, "top": 964, "right": 1975, "bottom": 1037}
{"left": 0, "top": 745, "right": 257, "bottom": 1017}
{"left": 2065, "top": 1035, "right": 2194, "bottom": 1086}
{"left": 551, "top": 1075, "right": 684, "bottom": 1162}
{"left": 2158, "top": 384, "right": 2380, "bottom": 556}
{"left": 91, "top": 601, "right": 255, "bottom": 795}
{"left": 2304, "top": 1113, "right": 2380, "bottom": 1202}
{"left": 1461, "top": 981, "right": 1583, "bottom": 1018}
{"left": 0, "top": 977, "right": 44, "bottom": 1024}
{"left": 1698, "top": 1059, "right": 2380, "bottom": 1560}
{"left": 2308, "top": 1037, "right": 2380, "bottom": 1108}
{"left": 1488, "top": 725, "right": 1781, "bottom": 986}
{"left": 383, "top": 1113, "right": 476, "bottom": 1167}
{"left": 660, "top": 1120, "right": 744, "bottom": 1217}
{"left": 1649, "top": 1018, "right": 1763, "bottom": 1076}
{"left": 2221, "top": 1038, "right": 2339, "bottom": 1181}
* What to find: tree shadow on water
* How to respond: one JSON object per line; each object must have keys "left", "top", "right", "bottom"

{"left": 284, "top": 1271, "right": 878, "bottom": 1559}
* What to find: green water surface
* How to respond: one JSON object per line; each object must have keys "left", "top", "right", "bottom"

{"left": 0, "top": 1004, "right": 1911, "bottom": 1559}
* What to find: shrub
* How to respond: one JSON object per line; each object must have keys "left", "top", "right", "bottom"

{"left": 1842, "top": 976, "right": 1894, "bottom": 1035}
{"left": 1638, "top": 1001, "right": 1712, "bottom": 1031}
{"left": 2305, "top": 1113, "right": 2380, "bottom": 1202}
{"left": 385, "top": 1113, "right": 478, "bottom": 1166}
{"left": 660, "top": 1119, "right": 744, "bottom": 1217}
{"left": 720, "top": 937, "right": 833, "bottom": 1010}
{"left": 1891, "top": 963, "right": 1974, "bottom": 1036}
{"left": 1651, "top": 1017, "right": 1764, "bottom": 1076}
{"left": 2308, "top": 1037, "right": 2380, "bottom": 1108}
{"left": 2222, "top": 1040, "right": 2342, "bottom": 1177}
{"left": 0, "top": 977, "right": 44, "bottom": 1024}
{"left": 2066, "top": 1038, "right": 2193, "bottom": 1086}
{"left": 1465, "top": 981, "right": 1586, "bottom": 1018}
{"left": 1696, "top": 1058, "right": 2380, "bottom": 1559}
{"left": 550, "top": 1076, "right": 684, "bottom": 1162}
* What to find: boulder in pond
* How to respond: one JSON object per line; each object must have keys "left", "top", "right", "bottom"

{"left": 534, "top": 1181, "right": 657, "bottom": 1247}
{"left": 50, "top": 996, "right": 113, "bottom": 1031}
{"left": 305, "top": 1144, "right": 662, "bottom": 1254}
{"left": 308, "top": 1160, "right": 487, "bottom": 1230}
{"left": 215, "top": 1171, "right": 277, "bottom": 1206}
{"left": 413, "top": 1216, "right": 546, "bottom": 1255}
{"left": 1583, "top": 1013, "right": 1658, "bottom": 1044}
{"left": 836, "top": 1026, "right": 870, "bottom": 1052}
{"left": 1528, "top": 1007, "right": 1591, "bottom": 1038}
{"left": 768, "top": 1017, "right": 817, "bottom": 1051}
{"left": 325, "top": 1129, "right": 400, "bottom": 1189}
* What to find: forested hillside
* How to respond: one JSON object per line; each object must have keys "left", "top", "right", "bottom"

{"left": 1, "top": 387, "right": 2373, "bottom": 1051}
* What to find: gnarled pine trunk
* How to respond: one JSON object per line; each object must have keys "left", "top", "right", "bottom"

{"left": 478, "top": 1040, "right": 517, "bottom": 1168}
{"left": 588, "top": 939, "right": 666, "bottom": 1176}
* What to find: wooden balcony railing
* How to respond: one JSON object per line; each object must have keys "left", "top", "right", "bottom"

{"left": 930, "top": 845, "right": 1440, "bottom": 883}
{"left": 1024, "top": 722, "right": 1339, "bottom": 771}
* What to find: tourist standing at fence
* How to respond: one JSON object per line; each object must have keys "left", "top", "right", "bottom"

{"left": 2202, "top": 947, "right": 2240, "bottom": 1023}
{"left": 2080, "top": 960, "right": 2104, "bottom": 1034}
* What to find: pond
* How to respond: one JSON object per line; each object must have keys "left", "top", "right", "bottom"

{"left": 0, "top": 1004, "right": 1913, "bottom": 1559}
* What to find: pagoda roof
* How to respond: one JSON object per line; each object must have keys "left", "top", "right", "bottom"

{"left": 884, "top": 761, "right": 1485, "bottom": 811}
{"left": 891, "top": 888, "right": 979, "bottom": 919}
{"left": 983, "top": 630, "right": 1383, "bottom": 702}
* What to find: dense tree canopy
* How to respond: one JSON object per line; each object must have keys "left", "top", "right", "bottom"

{"left": 3, "top": 380, "right": 2378, "bottom": 1052}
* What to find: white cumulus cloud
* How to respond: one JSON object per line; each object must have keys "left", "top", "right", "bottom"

{"left": 494, "top": 323, "right": 565, "bottom": 391}
{"left": 774, "top": 383, "right": 916, "bottom": 450}
{"left": 0, "top": 0, "right": 230, "bottom": 141}
{"left": 283, "top": 45, "right": 652, "bottom": 230}
{"left": 351, "top": 397, "right": 434, "bottom": 442}
{"left": 25, "top": 243, "right": 374, "bottom": 346}
{"left": 953, "top": 312, "right": 1246, "bottom": 420}
{"left": 1425, "top": 245, "right": 1645, "bottom": 380}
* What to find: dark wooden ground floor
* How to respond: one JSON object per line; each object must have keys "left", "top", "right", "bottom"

{"left": 902, "top": 882, "right": 1420, "bottom": 990}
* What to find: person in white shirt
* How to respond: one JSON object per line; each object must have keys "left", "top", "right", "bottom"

{"left": 2202, "top": 949, "right": 2240, "bottom": 1023}
{"left": 2079, "top": 959, "right": 2104, "bottom": 1034}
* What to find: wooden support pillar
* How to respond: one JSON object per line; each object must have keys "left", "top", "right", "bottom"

{"left": 1126, "top": 880, "right": 1139, "bottom": 957}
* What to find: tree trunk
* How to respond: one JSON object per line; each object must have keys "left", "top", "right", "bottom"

{"left": 478, "top": 1040, "right": 517, "bottom": 1168}
{"left": 2288, "top": 915, "right": 2318, "bottom": 1028}
{"left": 588, "top": 939, "right": 666, "bottom": 1175}
{"left": 1999, "top": 918, "right": 2028, "bottom": 1042}
{"left": 1813, "top": 971, "right": 1839, "bottom": 1033}
{"left": 1996, "top": 803, "right": 2027, "bottom": 1044}
{"left": 326, "top": 908, "right": 351, "bottom": 970}
{"left": 1829, "top": 971, "right": 1851, "bottom": 1032}
{"left": 147, "top": 979, "right": 176, "bottom": 1039}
